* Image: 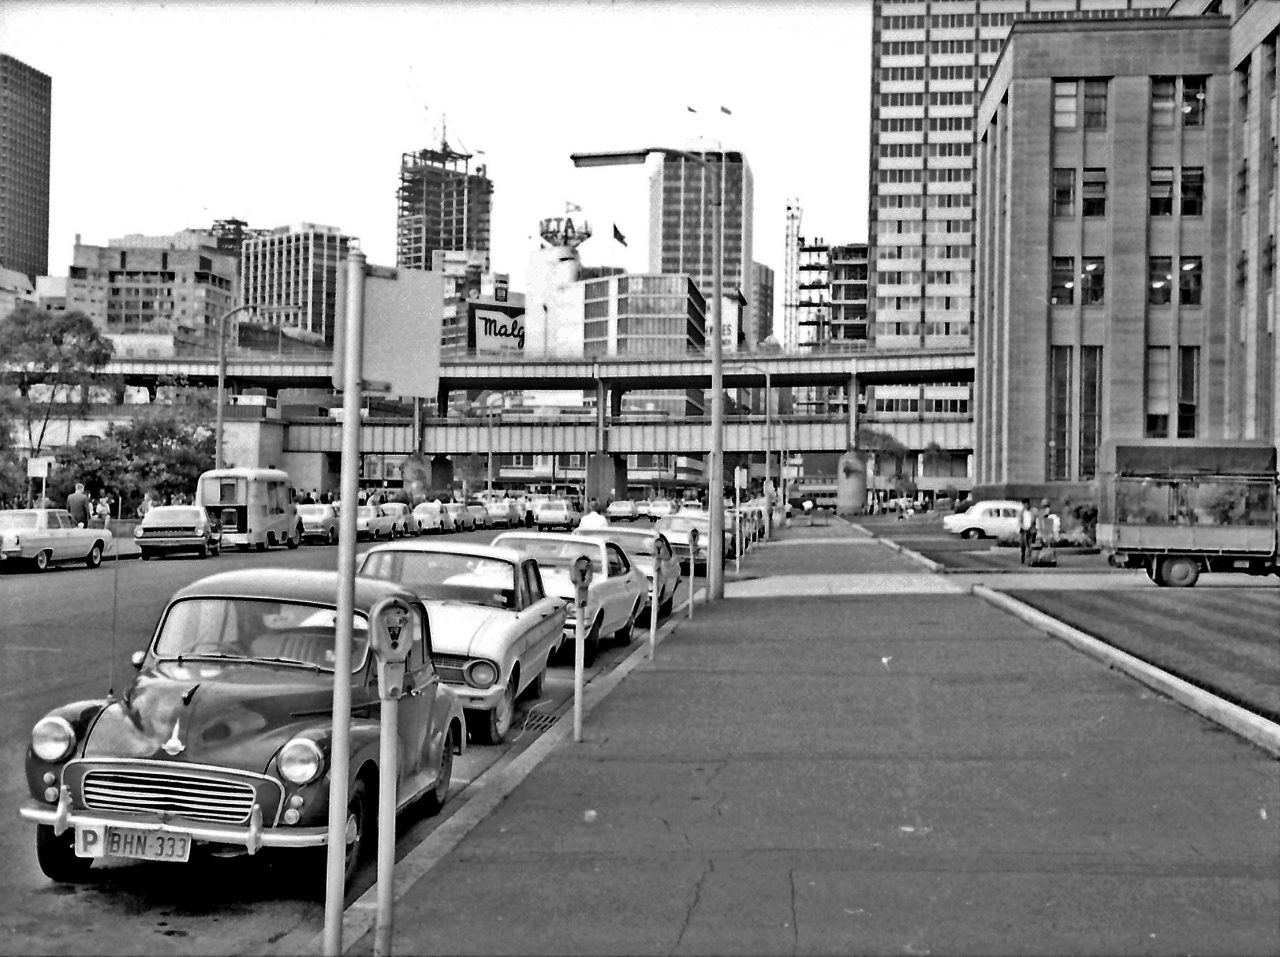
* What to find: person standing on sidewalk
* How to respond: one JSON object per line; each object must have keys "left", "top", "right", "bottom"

{"left": 66, "top": 483, "right": 92, "bottom": 528}
{"left": 1018, "top": 498, "right": 1037, "bottom": 565}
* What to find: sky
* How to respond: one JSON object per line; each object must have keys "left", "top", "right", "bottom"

{"left": 2, "top": 0, "right": 872, "bottom": 312}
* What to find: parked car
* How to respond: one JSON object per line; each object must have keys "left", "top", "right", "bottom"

{"left": 296, "top": 503, "right": 340, "bottom": 545}
{"left": 358, "top": 541, "right": 564, "bottom": 744}
{"left": 646, "top": 499, "right": 679, "bottom": 521}
{"left": 573, "top": 527, "right": 682, "bottom": 620}
{"left": 355, "top": 505, "right": 398, "bottom": 541}
{"left": 0, "top": 509, "right": 112, "bottom": 572}
{"left": 655, "top": 512, "right": 732, "bottom": 574}
{"left": 19, "top": 568, "right": 465, "bottom": 895}
{"left": 444, "top": 502, "right": 473, "bottom": 532}
{"left": 484, "top": 498, "right": 520, "bottom": 528}
{"left": 605, "top": 499, "right": 640, "bottom": 522}
{"left": 491, "top": 531, "right": 647, "bottom": 665}
{"left": 135, "top": 505, "right": 222, "bottom": 560}
{"left": 380, "top": 502, "right": 413, "bottom": 537}
{"left": 466, "top": 501, "right": 491, "bottom": 530}
{"left": 534, "top": 498, "right": 581, "bottom": 531}
{"left": 941, "top": 499, "right": 1023, "bottom": 540}
{"left": 412, "top": 501, "right": 449, "bottom": 534}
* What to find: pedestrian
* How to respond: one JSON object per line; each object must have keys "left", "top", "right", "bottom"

{"left": 579, "top": 502, "right": 609, "bottom": 530}
{"left": 802, "top": 498, "right": 815, "bottom": 525}
{"left": 136, "top": 490, "right": 156, "bottom": 518}
{"left": 67, "top": 482, "right": 92, "bottom": 527}
{"left": 94, "top": 494, "right": 112, "bottom": 528}
{"left": 1018, "top": 498, "right": 1036, "bottom": 565}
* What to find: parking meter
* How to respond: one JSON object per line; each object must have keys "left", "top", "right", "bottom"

{"left": 569, "top": 555, "right": 593, "bottom": 743}
{"left": 687, "top": 527, "right": 700, "bottom": 620}
{"left": 368, "top": 597, "right": 413, "bottom": 699}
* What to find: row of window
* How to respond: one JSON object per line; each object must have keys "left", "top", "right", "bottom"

{"left": 1051, "top": 76, "right": 1207, "bottom": 131}
{"left": 877, "top": 193, "right": 973, "bottom": 209}
{"left": 1047, "top": 256, "right": 1204, "bottom": 306}
{"left": 880, "top": 116, "right": 973, "bottom": 133}
{"left": 881, "top": 91, "right": 976, "bottom": 107}
{"left": 1051, "top": 167, "right": 1205, "bottom": 218}
{"left": 876, "top": 218, "right": 972, "bottom": 234}
{"left": 872, "top": 397, "right": 971, "bottom": 415}
{"left": 879, "top": 168, "right": 973, "bottom": 183}
{"left": 879, "top": 142, "right": 973, "bottom": 159}
{"left": 877, "top": 245, "right": 973, "bottom": 260}
{"left": 875, "top": 296, "right": 972, "bottom": 311}
{"left": 878, "top": 270, "right": 969, "bottom": 285}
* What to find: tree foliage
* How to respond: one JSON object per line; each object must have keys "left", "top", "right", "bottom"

{"left": 0, "top": 307, "right": 116, "bottom": 462}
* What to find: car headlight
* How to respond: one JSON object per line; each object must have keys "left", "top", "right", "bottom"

{"left": 465, "top": 659, "right": 499, "bottom": 689}
{"left": 31, "top": 716, "right": 76, "bottom": 763}
{"left": 278, "top": 737, "right": 325, "bottom": 785}
{"left": 133, "top": 526, "right": 144, "bottom": 538}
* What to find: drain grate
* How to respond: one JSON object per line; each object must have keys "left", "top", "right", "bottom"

{"left": 516, "top": 711, "right": 561, "bottom": 734}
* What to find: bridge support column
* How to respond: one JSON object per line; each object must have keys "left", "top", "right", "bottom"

{"left": 430, "top": 454, "right": 454, "bottom": 493}
{"left": 587, "top": 454, "right": 628, "bottom": 505}
{"left": 847, "top": 372, "right": 859, "bottom": 449}
{"left": 609, "top": 386, "right": 625, "bottom": 418}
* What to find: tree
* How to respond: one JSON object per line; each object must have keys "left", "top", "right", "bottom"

{"left": 0, "top": 307, "right": 115, "bottom": 466}
{"left": 49, "top": 434, "right": 131, "bottom": 505}
{"left": 114, "top": 409, "right": 216, "bottom": 508}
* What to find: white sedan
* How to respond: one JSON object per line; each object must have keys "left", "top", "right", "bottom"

{"left": 605, "top": 499, "right": 640, "bottom": 522}
{"left": 491, "top": 531, "right": 647, "bottom": 666}
{"left": 941, "top": 499, "right": 1024, "bottom": 540}
{"left": 412, "top": 501, "right": 449, "bottom": 534}
{"left": 573, "top": 526, "right": 682, "bottom": 621}
{"left": 358, "top": 541, "right": 565, "bottom": 745}
{"left": 0, "top": 509, "right": 113, "bottom": 571}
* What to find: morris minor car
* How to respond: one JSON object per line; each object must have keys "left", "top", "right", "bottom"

{"left": 19, "top": 569, "right": 465, "bottom": 895}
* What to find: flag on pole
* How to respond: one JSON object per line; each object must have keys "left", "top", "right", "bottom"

{"left": 566, "top": 201, "right": 582, "bottom": 213}
{"left": 687, "top": 106, "right": 697, "bottom": 113}
{"left": 613, "top": 224, "right": 627, "bottom": 247}
{"left": 720, "top": 106, "right": 733, "bottom": 115}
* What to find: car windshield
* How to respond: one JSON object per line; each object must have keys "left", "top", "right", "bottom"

{"left": 359, "top": 551, "right": 516, "bottom": 609}
{"left": 153, "top": 598, "right": 369, "bottom": 671}
{"left": 659, "top": 515, "right": 709, "bottom": 533}
{"left": 577, "top": 530, "right": 653, "bottom": 556}
{"left": 495, "top": 536, "right": 603, "bottom": 573}
{"left": 297, "top": 505, "right": 329, "bottom": 518}
{"left": 540, "top": 500, "right": 569, "bottom": 511}
{"left": 145, "top": 507, "right": 204, "bottom": 524}
{"left": 0, "top": 512, "right": 40, "bottom": 529}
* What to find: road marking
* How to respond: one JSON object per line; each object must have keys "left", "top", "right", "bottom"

{"left": 5, "top": 646, "right": 60, "bottom": 653}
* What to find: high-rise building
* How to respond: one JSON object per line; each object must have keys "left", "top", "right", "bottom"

{"left": 752, "top": 262, "right": 775, "bottom": 345}
{"left": 974, "top": 3, "right": 1280, "bottom": 493}
{"left": 649, "top": 151, "right": 754, "bottom": 351}
{"left": 829, "top": 244, "right": 870, "bottom": 346}
{"left": 0, "top": 54, "right": 52, "bottom": 284}
{"left": 867, "top": 0, "right": 1168, "bottom": 350}
{"left": 240, "top": 223, "right": 353, "bottom": 346}
{"left": 397, "top": 140, "right": 493, "bottom": 270}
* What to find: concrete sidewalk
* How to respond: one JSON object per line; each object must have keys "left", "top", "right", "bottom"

{"left": 335, "top": 520, "right": 1278, "bottom": 956}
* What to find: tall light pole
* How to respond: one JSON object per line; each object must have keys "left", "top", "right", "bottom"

{"left": 570, "top": 147, "right": 726, "bottom": 599}
{"left": 214, "top": 303, "right": 264, "bottom": 472}
{"left": 740, "top": 363, "right": 772, "bottom": 540}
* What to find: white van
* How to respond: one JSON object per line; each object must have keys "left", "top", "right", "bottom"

{"left": 196, "top": 468, "right": 302, "bottom": 551}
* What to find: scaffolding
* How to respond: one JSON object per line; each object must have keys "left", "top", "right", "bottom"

{"left": 396, "top": 140, "right": 493, "bottom": 270}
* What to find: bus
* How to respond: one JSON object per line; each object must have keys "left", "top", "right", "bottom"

{"left": 195, "top": 468, "right": 302, "bottom": 551}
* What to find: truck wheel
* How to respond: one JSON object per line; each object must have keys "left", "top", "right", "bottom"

{"left": 1160, "top": 556, "right": 1200, "bottom": 588}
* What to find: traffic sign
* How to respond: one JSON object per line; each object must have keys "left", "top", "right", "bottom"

{"left": 332, "top": 263, "right": 443, "bottom": 398}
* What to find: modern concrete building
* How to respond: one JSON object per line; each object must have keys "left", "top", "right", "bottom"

{"left": 649, "top": 150, "right": 755, "bottom": 350}
{"left": 974, "top": 2, "right": 1280, "bottom": 496}
{"left": 752, "top": 261, "right": 775, "bottom": 344}
{"left": 0, "top": 54, "right": 51, "bottom": 284}
{"left": 829, "top": 243, "right": 870, "bottom": 346}
{"left": 240, "top": 223, "right": 353, "bottom": 346}
{"left": 396, "top": 140, "right": 493, "bottom": 270}
{"left": 868, "top": 0, "right": 1168, "bottom": 352}
{"left": 66, "top": 234, "right": 238, "bottom": 357}
{"left": 0, "top": 265, "right": 34, "bottom": 318}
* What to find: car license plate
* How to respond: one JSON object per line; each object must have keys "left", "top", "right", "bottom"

{"left": 75, "top": 825, "right": 191, "bottom": 862}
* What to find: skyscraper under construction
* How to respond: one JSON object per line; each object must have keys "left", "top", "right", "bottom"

{"left": 396, "top": 139, "right": 493, "bottom": 270}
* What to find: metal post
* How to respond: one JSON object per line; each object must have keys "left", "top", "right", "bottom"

{"left": 734, "top": 477, "right": 741, "bottom": 575}
{"left": 573, "top": 598, "right": 585, "bottom": 742}
{"left": 708, "top": 155, "right": 725, "bottom": 600}
{"left": 648, "top": 553, "right": 659, "bottom": 660}
{"left": 763, "top": 370, "right": 771, "bottom": 540}
{"left": 373, "top": 695, "right": 398, "bottom": 957}
{"left": 215, "top": 310, "right": 226, "bottom": 472}
{"left": 323, "top": 251, "right": 366, "bottom": 957}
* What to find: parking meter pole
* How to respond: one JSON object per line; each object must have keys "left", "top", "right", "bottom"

{"left": 648, "top": 563, "right": 659, "bottom": 660}
{"left": 573, "top": 600, "right": 585, "bottom": 742}
{"left": 374, "top": 695, "right": 398, "bottom": 957}
{"left": 324, "top": 251, "right": 366, "bottom": 957}
{"left": 688, "top": 527, "right": 699, "bottom": 621}
{"left": 735, "top": 482, "right": 742, "bottom": 575}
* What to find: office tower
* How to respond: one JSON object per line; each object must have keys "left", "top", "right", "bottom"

{"left": 974, "top": 4, "right": 1279, "bottom": 492}
{"left": 397, "top": 139, "right": 493, "bottom": 270}
{"left": 752, "top": 262, "right": 775, "bottom": 345}
{"left": 828, "top": 244, "right": 869, "bottom": 346}
{"left": 868, "top": 0, "right": 1168, "bottom": 350}
{"left": 0, "top": 54, "right": 51, "bottom": 284}
{"left": 649, "top": 151, "right": 754, "bottom": 351}
{"left": 240, "top": 223, "right": 353, "bottom": 346}
{"left": 67, "top": 234, "right": 238, "bottom": 355}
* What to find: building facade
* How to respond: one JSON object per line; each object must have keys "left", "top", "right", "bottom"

{"left": 240, "top": 223, "right": 353, "bottom": 346}
{"left": 974, "top": 3, "right": 1280, "bottom": 495}
{"left": 649, "top": 151, "right": 755, "bottom": 350}
{"left": 829, "top": 243, "right": 871, "bottom": 346}
{"left": 868, "top": 0, "right": 1168, "bottom": 353}
{"left": 66, "top": 235, "right": 238, "bottom": 357}
{"left": 396, "top": 142, "right": 493, "bottom": 270}
{"left": 752, "top": 261, "right": 775, "bottom": 344}
{"left": 0, "top": 54, "right": 51, "bottom": 284}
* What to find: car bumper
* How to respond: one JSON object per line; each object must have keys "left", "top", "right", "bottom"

{"left": 20, "top": 799, "right": 327, "bottom": 853}
{"left": 447, "top": 682, "right": 506, "bottom": 709}
{"left": 137, "top": 536, "right": 212, "bottom": 550}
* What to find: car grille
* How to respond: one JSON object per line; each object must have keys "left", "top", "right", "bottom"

{"left": 140, "top": 527, "right": 195, "bottom": 538}
{"left": 81, "top": 766, "right": 260, "bottom": 824}
{"left": 430, "top": 653, "right": 468, "bottom": 685}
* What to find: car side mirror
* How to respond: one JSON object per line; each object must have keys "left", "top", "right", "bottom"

{"left": 130, "top": 650, "right": 146, "bottom": 670}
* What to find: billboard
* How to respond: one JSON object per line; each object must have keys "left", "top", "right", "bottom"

{"left": 467, "top": 299, "right": 526, "bottom": 354}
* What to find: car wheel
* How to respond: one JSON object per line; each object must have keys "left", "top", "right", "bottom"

{"left": 614, "top": 600, "right": 641, "bottom": 644}
{"left": 469, "top": 680, "right": 515, "bottom": 746}
{"left": 198, "top": 542, "right": 210, "bottom": 559}
{"left": 287, "top": 526, "right": 302, "bottom": 549}
{"left": 584, "top": 617, "right": 602, "bottom": 667}
{"left": 422, "top": 723, "right": 456, "bottom": 816}
{"left": 1160, "top": 556, "right": 1200, "bottom": 588}
{"left": 85, "top": 543, "right": 103, "bottom": 569}
{"left": 328, "top": 528, "right": 338, "bottom": 545}
{"left": 32, "top": 550, "right": 50, "bottom": 572}
{"left": 962, "top": 528, "right": 983, "bottom": 540}
{"left": 211, "top": 542, "right": 221, "bottom": 557}
{"left": 256, "top": 539, "right": 268, "bottom": 552}
{"left": 35, "top": 825, "right": 92, "bottom": 883}
{"left": 520, "top": 664, "right": 545, "bottom": 702}
{"left": 339, "top": 778, "right": 370, "bottom": 890}
{"left": 658, "top": 591, "right": 674, "bottom": 618}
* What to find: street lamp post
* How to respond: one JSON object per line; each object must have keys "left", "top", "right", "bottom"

{"left": 570, "top": 147, "right": 726, "bottom": 599}
{"left": 739, "top": 364, "right": 772, "bottom": 540}
{"left": 214, "top": 303, "right": 267, "bottom": 472}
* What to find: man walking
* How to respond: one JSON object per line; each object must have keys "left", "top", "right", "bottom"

{"left": 67, "top": 482, "right": 92, "bottom": 528}
{"left": 1018, "top": 498, "right": 1037, "bottom": 565}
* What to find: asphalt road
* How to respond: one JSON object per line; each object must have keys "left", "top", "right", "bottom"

{"left": 0, "top": 527, "right": 682, "bottom": 956}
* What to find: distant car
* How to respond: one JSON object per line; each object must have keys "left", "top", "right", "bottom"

{"left": 574, "top": 526, "right": 682, "bottom": 620}
{"left": 0, "top": 509, "right": 112, "bottom": 572}
{"left": 135, "top": 505, "right": 222, "bottom": 560}
{"left": 646, "top": 499, "right": 678, "bottom": 521}
{"left": 380, "top": 502, "right": 413, "bottom": 538}
{"left": 296, "top": 503, "right": 340, "bottom": 545}
{"left": 941, "top": 499, "right": 1023, "bottom": 540}
{"left": 358, "top": 541, "right": 565, "bottom": 745}
{"left": 355, "top": 505, "right": 398, "bottom": 541}
{"left": 605, "top": 500, "right": 639, "bottom": 522}
{"left": 466, "top": 501, "right": 491, "bottom": 530}
{"left": 19, "top": 568, "right": 465, "bottom": 895}
{"left": 484, "top": 499, "right": 520, "bottom": 528}
{"left": 413, "top": 501, "right": 449, "bottom": 534}
{"left": 444, "top": 502, "right": 473, "bottom": 532}
{"left": 534, "top": 498, "right": 581, "bottom": 531}
{"left": 655, "top": 512, "right": 731, "bottom": 574}
{"left": 492, "top": 531, "right": 647, "bottom": 665}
